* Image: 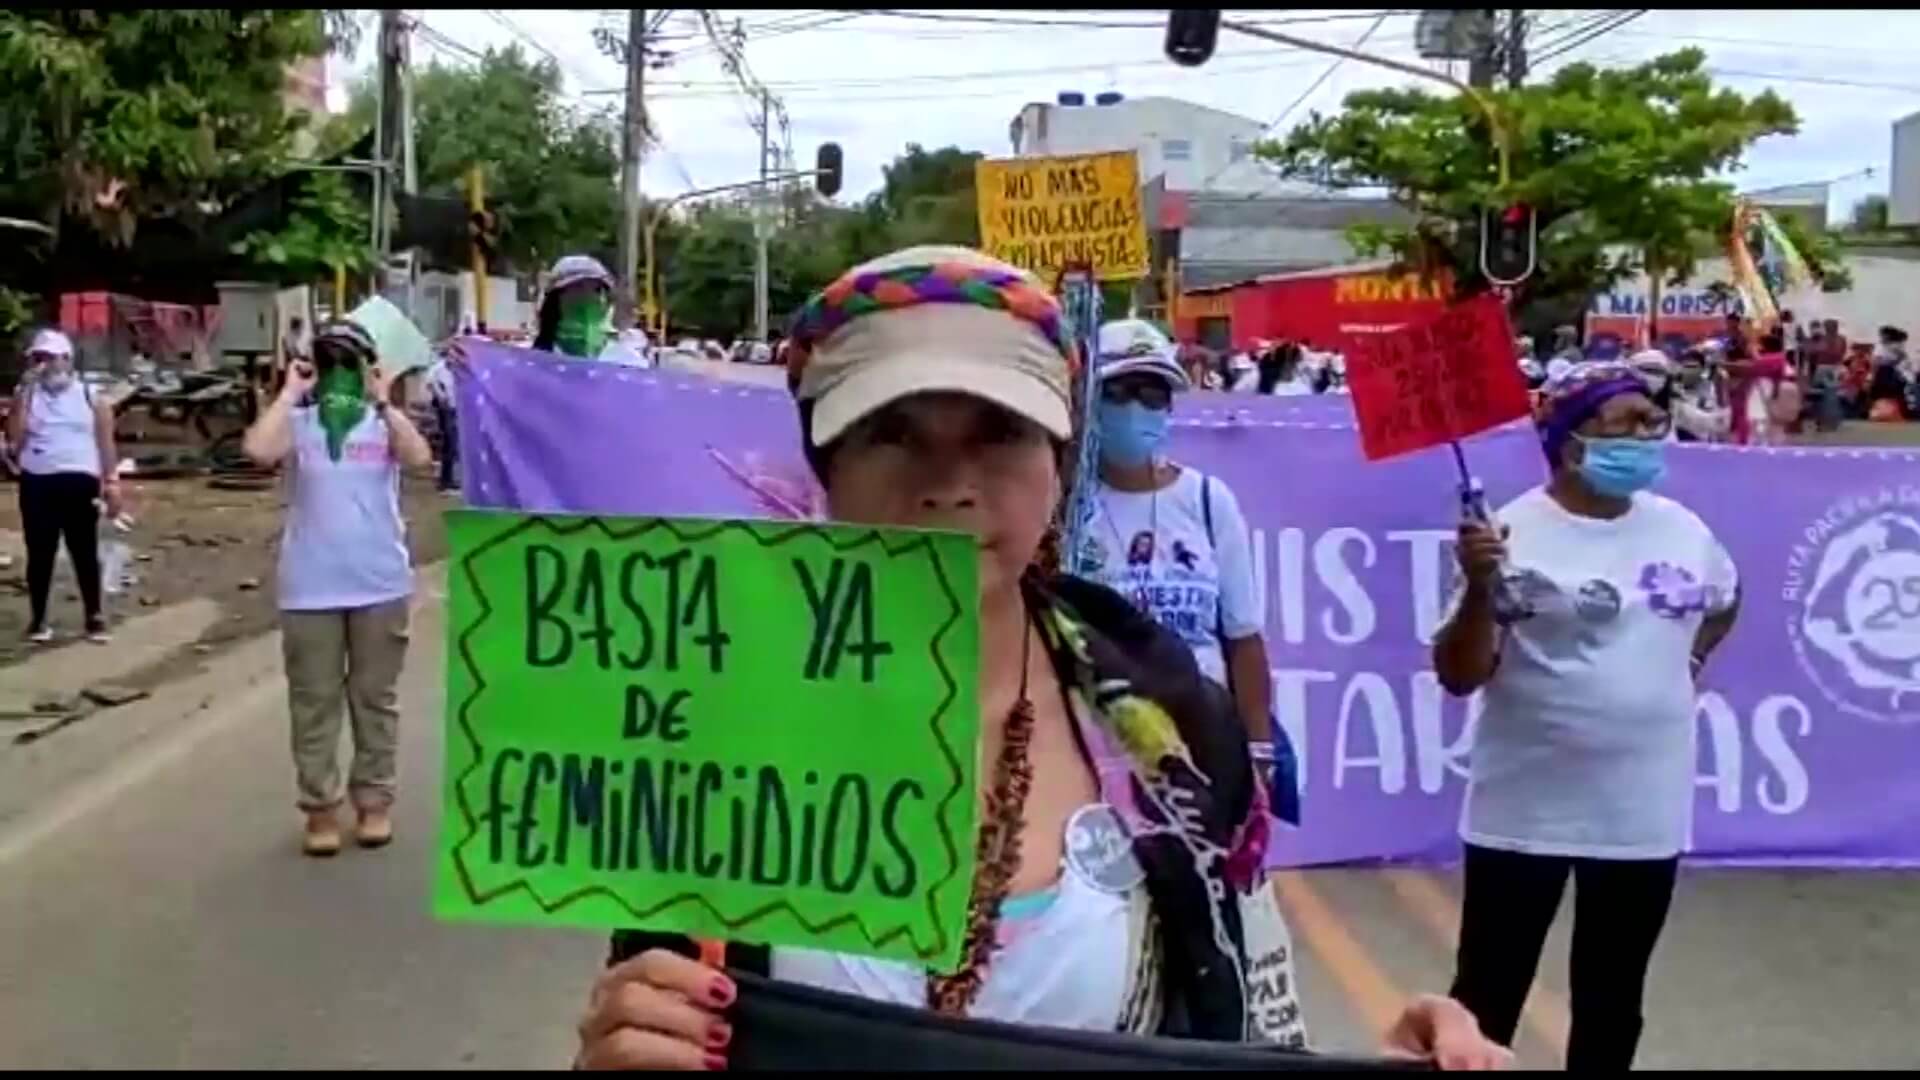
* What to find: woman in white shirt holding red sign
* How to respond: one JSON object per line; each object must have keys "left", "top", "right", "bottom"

{"left": 1433, "top": 361, "right": 1741, "bottom": 1070}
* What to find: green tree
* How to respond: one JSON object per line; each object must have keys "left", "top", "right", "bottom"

{"left": 334, "top": 47, "right": 620, "bottom": 273}
{"left": 1849, "top": 195, "right": 1890, "bottom": 234}
{"left": 872, "top": 143, "right": 983, "bottom": 250}
{"left": 0, "top": 10, "right": 333, "bottom": 248}
{"left": 1257, "top": 49, "right": 1799, "bottom": 313}
{"left": 231, "top": 171, "right": 373, "bottom": 286}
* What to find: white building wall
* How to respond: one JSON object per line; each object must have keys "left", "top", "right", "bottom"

{"left": 1010, "top": 96, "right": 1315, "bottom": 196}
{"left": 1892, "top": 112, "right": 1920, "bottom": 227}
{"left": 1605, "top": 253, "right": 1920, "bottom": 339}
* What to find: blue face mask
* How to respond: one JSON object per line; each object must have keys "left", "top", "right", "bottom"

{"left": 1096, "top": 400, "right": 1170, "bottom": 468}
{"left": 1575, "top": 436, "right": 1666, "bottom": 497}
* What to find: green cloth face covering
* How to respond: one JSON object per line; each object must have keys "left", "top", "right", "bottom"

{"left": 555, "top": 296, "right": 611, "bottom": 358}
{"left": 317, "top": 364, "right": 367, "bottom": 462}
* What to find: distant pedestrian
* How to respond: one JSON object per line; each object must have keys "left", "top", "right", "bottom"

{"left": 426, "top": 353, "right": 459, "bottom": 492}
{"left": 6, "top": 329, "right": 122, "bottom": 644}
{"left": 242, "top": 319, "right": 434, "bottom": 857}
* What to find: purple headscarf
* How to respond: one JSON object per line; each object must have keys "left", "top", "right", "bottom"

{"left": 1534, "top": 360, "right": 1650, "bottom": 465}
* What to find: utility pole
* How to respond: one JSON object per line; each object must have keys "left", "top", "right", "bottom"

{"left": 1504, "top": 9, "right": 1528, "bottom": 89}
{"left": 396, "top": 14, "right": 418, "bottom": 323}
{"left": 616, "top": 9, "right": 647, "bottom": 331}
{"left": 375, "top": 10, "right": 405, "bottom": 262}
{"left": 1467, "top": 9, "right": 1497, "bottom": 89}
{"left": 753, "top": 87, "right": 772, "bottom": 343}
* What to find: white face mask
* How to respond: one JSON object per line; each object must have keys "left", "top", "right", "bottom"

{"left": 34, "top": 359, "right": 72, "bottom": 391}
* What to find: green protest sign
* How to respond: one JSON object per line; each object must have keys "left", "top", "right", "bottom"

{"left": 436, "top": 510, "right": 980, "bottom": 972}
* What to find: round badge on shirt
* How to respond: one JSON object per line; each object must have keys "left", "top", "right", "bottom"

{"left": 1574, "top": 579, "right": 1623, "bottom": 623}
{"left": 1063, "top": 803, "right": 1145, "bottom": 894}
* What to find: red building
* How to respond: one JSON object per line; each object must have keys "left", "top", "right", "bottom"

{"left": 1174, "top": 261, "right": 1454, "bottom": 352}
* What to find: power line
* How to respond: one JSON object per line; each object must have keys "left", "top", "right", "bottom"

{"left": 1707, "top": 66, "right": 1920, "bottom": 94}
{"left": 1611, "top": 27, "right": 1916, "bottom": 60}
{"left": 1265, "top": 15, "right": 1391, "bottom": 137}
{"left": 587, "top": 41, "right": 1395, "bottom": 96}
{"left": 1191, "top": 14, "right": 1391, "bottom": 195}
{"left": 1533, "top": 10, "right": 1648, "bottom": 67}
{"left": 1524, "top": 10, "right": 1621, "bottom": 61}
{"left": 484, "top": 9, "right": 561, "bottom": 66}
{"left": 856, "top": 9, "right": 1415, "bottom": 31}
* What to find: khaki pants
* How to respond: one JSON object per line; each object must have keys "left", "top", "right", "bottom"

{"left": 282, "top": 598, "right": 411, "bottom": 812}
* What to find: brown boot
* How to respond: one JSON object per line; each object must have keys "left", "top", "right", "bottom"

{"left": 355, "top": 807, "right": 394, "bottom": 849}
{"left": 303, "top": 810, "right": 343, "bottom": 857}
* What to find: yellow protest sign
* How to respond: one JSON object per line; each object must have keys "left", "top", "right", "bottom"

{"left": 975, "top": 151, "right": 1148, "bottom": 283}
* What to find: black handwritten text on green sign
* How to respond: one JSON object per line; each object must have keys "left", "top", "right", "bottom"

{"left": 436, "top": 512, "right": 981, "bottom": 971}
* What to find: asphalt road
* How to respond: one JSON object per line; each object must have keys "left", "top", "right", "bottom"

{"left": 0, "top": 577, "right": 1915, "bottom": 1069}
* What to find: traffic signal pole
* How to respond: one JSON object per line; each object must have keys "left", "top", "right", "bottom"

{"left": 616, "top": 9, "right": 647, "bottom": 331}
{"left": 468, "top": 164, "right": 488, "bottom": 331}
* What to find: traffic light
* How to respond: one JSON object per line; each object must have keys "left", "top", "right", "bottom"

{"left": 815, "top": 142, "right": 844, "bottom": 198}
{"left": 469, "top": 208, "right": 500, "bottom": 263}
{"left": 1165, "top": 10, "right": 1221, "bottom": 67}
{"left": 1480, "top": 202, "right": 1537, "bottom": 285}
{"left": 390, "top": 193, "right": 471, "bottom": 264}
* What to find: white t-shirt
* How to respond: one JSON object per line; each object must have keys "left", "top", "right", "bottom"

{"left": 1453, "top": 487, "right": 1738, "bottom": 860}
{"left": 773, "top": 864, "right": 1132, "bottom": 1031}
{"left": 1086, "top": 467, "right": 1263, "bottom": 688}
{"left": 276, "top": 407, "right": 414, "bottom": 612}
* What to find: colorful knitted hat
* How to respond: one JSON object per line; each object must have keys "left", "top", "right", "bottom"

{"left": 1535, "top": 360, "right": 1651, "bottom": 465}
{"left": 785, "top": 245, "right": 1077, "bottom": 447}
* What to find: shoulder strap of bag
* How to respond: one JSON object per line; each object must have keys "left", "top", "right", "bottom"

{"left": 1200, "top": 476, "right": 1227, "bottom": 643}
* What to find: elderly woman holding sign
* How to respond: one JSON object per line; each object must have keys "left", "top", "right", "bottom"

{"left": 1434, "top": 361, "right": 1740, "bottom": 1070}
{"left": 575, "top": 245, "right": 1510, "bottom": 1070}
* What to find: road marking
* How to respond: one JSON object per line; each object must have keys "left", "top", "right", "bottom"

{"left": 1272, "top": 870, "right": 1406, "bottom": 1037}
{"left": 1382, "top": 869, "right": 1571, "bottom": 1057}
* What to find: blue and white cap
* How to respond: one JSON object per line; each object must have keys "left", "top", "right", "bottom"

{"left": 1094, "top": 319, "right": 1189, "bottom": 390}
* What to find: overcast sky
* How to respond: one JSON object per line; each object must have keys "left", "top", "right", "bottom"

{"left": 335, "top": 10, "right": 1918, "bottom": 221}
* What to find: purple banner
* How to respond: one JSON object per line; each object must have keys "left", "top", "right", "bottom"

{"left": 457, "top": 345, "right": 1920, "bottom": 868}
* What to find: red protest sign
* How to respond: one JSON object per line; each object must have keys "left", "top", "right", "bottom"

{"left": 1343, "top": 292, "right": 1532, "bottom": 461}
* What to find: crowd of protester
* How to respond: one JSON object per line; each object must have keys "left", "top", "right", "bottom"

{"left": 1516, "top": 312, "right": 1914, "bottom": 444}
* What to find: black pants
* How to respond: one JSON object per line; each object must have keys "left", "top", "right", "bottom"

{"left": 20, "top": 471, "right": 103, "bottom": 630}
{"left": 1449, "top": 844, "right": 1679, "bottom": 1071}
{"left": 434, "top": 401, "right": 459, "bottom": 491}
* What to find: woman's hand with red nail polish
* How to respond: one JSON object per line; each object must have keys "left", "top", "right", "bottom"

{"left": 576, "top": 949, "right": 733, "bottom": 1071}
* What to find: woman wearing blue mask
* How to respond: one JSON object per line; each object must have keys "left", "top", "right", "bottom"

{"left": 1432, "top": 361, "right": 1741, "bottom": 1071}
{"left": 1083, "top": 321, "right": 1275, "bottom": 748}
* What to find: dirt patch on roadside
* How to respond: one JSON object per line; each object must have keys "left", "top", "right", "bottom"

{"left": 0, "top": 472, "right": 453, "bottom": 674}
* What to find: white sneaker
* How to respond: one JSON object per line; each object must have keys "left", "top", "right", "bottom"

{"left": 26, "top": 626, "right": 54, "bottom": 645}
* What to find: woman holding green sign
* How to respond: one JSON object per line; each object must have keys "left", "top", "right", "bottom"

{"left": 576, "top": 246, "right": 1509, "bottom": 1071}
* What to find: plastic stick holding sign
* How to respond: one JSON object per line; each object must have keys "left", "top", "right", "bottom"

{"left": 435, "top": 510, "right": 981, "bottom": 972}
{"left": 975, "top": 150, "right": 1149, "bottom": 282}
{"left": 1342, "top": 292, "right": 1532, "bottom": 462}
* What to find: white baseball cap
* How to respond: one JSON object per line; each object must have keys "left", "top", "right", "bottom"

{"left": 1095, "top": 319, "right": 1190, "bottom": 390}
{"left": 546, "top": 254, "right": 613, "bottom": 296}
{"left": 27, "top": 328, "right": 74, "bottom": 359}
